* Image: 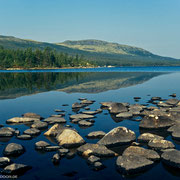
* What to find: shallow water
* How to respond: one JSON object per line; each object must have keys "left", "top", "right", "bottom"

{"left": 0, "top": 67, "right": 180, "bottom": 180}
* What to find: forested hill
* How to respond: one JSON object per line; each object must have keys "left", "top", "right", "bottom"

{"left": 0, "top": 35, "right": 180, "bottom": 66}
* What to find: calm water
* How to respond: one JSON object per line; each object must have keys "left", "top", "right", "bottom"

{"left": 0, "top": 67, "right": 180, "bottom": 180}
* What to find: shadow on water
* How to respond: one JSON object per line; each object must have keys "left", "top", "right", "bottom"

{"left": 0, "top": 72, "right": 166, "bottom": 99}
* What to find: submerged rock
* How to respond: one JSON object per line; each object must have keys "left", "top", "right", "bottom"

{"left": 14, "top": 130, "right": 20, "bottom": 136}
{"left": 23, "top": 128, "right": 40, "bottom": 136}
{"left": 77, "top": 143, "right": 116, "bottom": 157}
{"left": 72, "top": 102, "right": 85, "bottom": 109}
{"left": 44, "top": 117, "right": 66, "bottom": 124}
{"left": 54, "top": 109, "right": 65, "bottom": 112}
{"left": 17, "top": 134, "right": 32, "bottom": 140}
{"left": 3, "top": 143, "right": 25, "bottom": 156}
{"left": 0, "top": 127, "right": 15, "bottom": 137}
{"left": 6, "top": 117, "right": 39, "bottom": 124}
{"left": 87, "top": 155, "right": 100, "bottom": 165}
{"left": 138, "top": 133, "right": 164, "bottom": 143}
{"left": 161, "top": 149, "right": 180, "bottom": 169}
{"left": 98, "top": 127, "right": 136, "bottom": 147}
{"left": 71, "top": 119, "right": 81, "bottom": 123}
{"left": 167, "top": 124, "right": 180, "bottom": 133}
{"left": 122, "top": 146, "right": 160, "bottom": 161}
{"left": 172, "top": 131, "right": 180, "bottom": 141}
{"left": 31, "top": 121, "right": 48, "bottom": 129}
{"left": 81, "top": 100, "right": 94, "bottom": 105}
{"left": 35, "top": 141, "right": 50, "bottom": 150}
{"left": 22, "top": 112, "right": 42, "bottom": 120}
{"left": 86, "top": 131, "right": 106, "bottom": 139}
{"left": 100, "top": 102, "right": 113, "bottom": 108}
{"left": 116, "top": 155, "right": 154, "bottom": 175}
{"left": 148, "top": 139, "right": 175, "bottom": 151}
{"left": 165, "top": 99, "right": 180, "bottom": 106}
{"left": 56, "top": 129, "right": 85, "bottom": 148}
{"left": 45, "top": 146, "right": 61, "bottom": 151}
{"left": 82, "top": 111, "right": 98, "bottom": 115}
{"left": 78, "top": 120, "right": 93, "bottom": 127}
{"left": 58, "top": 148, "right": 69, "bottom": 156}
{"left": 52, "top": 153, "right": 60, "bottom": 164}
{"left": 139, "top": 115, "right": 174, "bottom": 129}
{"left": 169, "top": 93, "right": 176, "bottom": 97}
{"left": 109, "top": 103, "right": 128, "bottom": 114}
{"left": 93, "top": 162, "right": 105, "bottom": 171}
{"left": 116, "top": 112, "right": 133, "bottom": 119}
{"left": 70, "top": 114, "right": 94, "bottom": 120}
{"left": 0, "top": 157, "right": 11, "bottom": 167}
{"left": 2, "top": 163, "right": 31, "bottom": 175}
{"left": 151, "top": 97, "right": 162, "bottom": 101}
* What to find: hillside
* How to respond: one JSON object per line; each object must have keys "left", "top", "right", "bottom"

{"left": 0, "top": 35, "right": 180, "bottom": 66}
{"left": 59, "top": 39, "right": 153, "bottom": 57}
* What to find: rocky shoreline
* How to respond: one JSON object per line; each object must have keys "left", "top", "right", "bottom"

{"left": 0, "top": 94, "right": 180, "bottom": 177}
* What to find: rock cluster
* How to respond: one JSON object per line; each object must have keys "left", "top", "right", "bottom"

{"left": 1, "top": 96, "right": 180, "bottom": 177}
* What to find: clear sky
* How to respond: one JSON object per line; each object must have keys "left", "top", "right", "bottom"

{"left": 0, "top": 0, "right": 179, "bottom": 58}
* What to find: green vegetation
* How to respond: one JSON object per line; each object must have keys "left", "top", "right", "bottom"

{"left": 60, "top": 39, "right": 153, "bottom": 56}
{"left": 0, "top": 46, "right": 94, "bottom": 69}
{"left": 0, "top": 35, "right": 180, "bottom": 67}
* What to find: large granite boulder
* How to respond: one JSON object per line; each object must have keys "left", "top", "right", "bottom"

{"left": 2, "top": 163, "right": 31, "bottom": 175}
{"left": 122, "top": 146, "right": 160, "bottom": 161}
{"left": 0, "top": 127, "right": 15, "bottom": 137}
{"left": 116, "top": 155, "right": 154, "bottom": 175}
{"left": 3, "top": 143, "right": 25, "bottom": 156}
{"left": 77, "top": 143, "right": 116, "bottom": 157}
{"left": 139, "top": 115, "right": 174, "bottom": 129}
{"left": 161, "top": 149, "right": 180, "bottom": 169}
{"left": 109, "top": 103, "right": 128, "bottom": 114}
{"left": 138, "top": 133, "right": 164, "bottom": 143}
{"left": 44, "top": 124, "right": 65, "bottom": 136}
{"left": 56, "top": 129, "right": 85, "bottom": 148}
{"left": 98, "top": 127, "right": 136, "bottom": 147}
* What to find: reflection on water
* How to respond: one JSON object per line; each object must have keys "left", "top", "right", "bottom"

{"left": 0, "top": 72, "right": 166, "bottom": 99}
{"left": 0, "top": 71, "right": 180, "bottom": 180}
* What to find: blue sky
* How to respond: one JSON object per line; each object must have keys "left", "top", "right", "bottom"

{"left": 0, "top": 0, "right": 179, "bottom": 58}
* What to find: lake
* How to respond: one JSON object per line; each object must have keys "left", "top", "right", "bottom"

{"left": 0, "top": 67, "right": 180, "bottom": 180}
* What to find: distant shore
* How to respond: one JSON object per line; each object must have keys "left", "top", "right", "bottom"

{"left": 4, "top": 66, "right": 99, "bottom": 71}
{"left": 1, "top": 66, "right": 116, "bottom": 71}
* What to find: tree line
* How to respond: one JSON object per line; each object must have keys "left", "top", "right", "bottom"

{"left": 0, "top": 46, "right": 95, "bottom": 69}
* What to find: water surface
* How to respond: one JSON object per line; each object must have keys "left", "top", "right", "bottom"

{"left": 0, "top": 67, "right": 180, "bottom": 180}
